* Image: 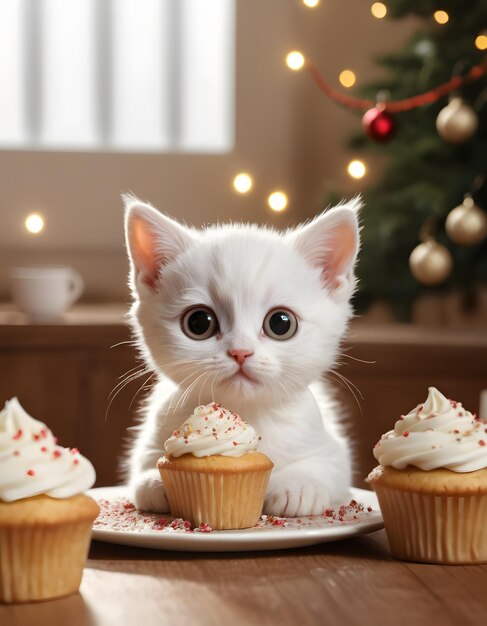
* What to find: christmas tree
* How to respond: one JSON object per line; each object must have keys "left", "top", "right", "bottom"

{"left": 330, "top": 1, "right": 487, "bottom": 320}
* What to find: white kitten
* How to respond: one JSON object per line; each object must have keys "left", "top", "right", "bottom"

{"left": 123, "top": 195, "right": 361, "bottom": 517}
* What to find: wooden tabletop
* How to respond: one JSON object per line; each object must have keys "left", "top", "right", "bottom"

{"left": 2, "top": 531, "right": 487, "bottom": 626}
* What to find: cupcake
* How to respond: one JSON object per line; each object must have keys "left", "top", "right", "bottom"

{"left": 157, "top": 403, "right": 273, "bottom": 530}
{"left": 369, "top": 387, "right": 487, "bottom": 564}
{"left": 0, "top": 398, "right": 99, "bottom": 603}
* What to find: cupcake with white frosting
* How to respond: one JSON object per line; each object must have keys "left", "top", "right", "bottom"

{"left": 368, "top": 387, "right": 487, "bottom": 564}
{"left": 157, "top": 403, "right": 273, "bottom": 530}
{"left": 0, "top": 398, "right": 99, "bottom": 603}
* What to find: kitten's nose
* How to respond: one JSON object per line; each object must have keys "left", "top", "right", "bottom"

{"left": 228, "top": 349, "right": 253, "bottom": 366}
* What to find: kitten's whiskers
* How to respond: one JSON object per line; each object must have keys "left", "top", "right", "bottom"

{"left": 329, "top": 369, "right": 363, "bottom": 414}
{"left": 105, "top": 366, "right": 152, "bottom": 422}
{"left": 129, "top": 371, "right": 157, "bottom": 411}
{"left": 338, "top": 351, "right": 376, "bottom": 365}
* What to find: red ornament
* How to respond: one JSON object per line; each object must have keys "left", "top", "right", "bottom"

{"left": 362, "top": 106, "right": 396, "bottom": 142}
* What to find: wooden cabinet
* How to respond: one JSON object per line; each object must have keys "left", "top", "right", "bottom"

{"left": 1, "top": 305, "right": 486, "bottom": 488}
{"left": 0, "top": 306, "right": 138, "bottom": 487}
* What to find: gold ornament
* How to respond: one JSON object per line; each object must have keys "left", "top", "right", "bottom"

{"left": 436, "top": 97, "right": 479, "bottom": 144}
{"left": 445, "top": 195, "right": 487, "bottom": 246}
{"left": 409, "top": 237, "right": 453, "bottom": 285}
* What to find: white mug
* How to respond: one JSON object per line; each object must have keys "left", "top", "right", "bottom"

{"left": 9, "top": 266, "right": 84, "bottom": 322}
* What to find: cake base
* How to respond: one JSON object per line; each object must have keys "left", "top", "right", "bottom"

{"left": 369, "top": 466, "right": 487, "bottom": 564}
{"left": 158, "top": 452, "right": 273, "bottom": 530}
{"left": 0, "top": 494, "right": 100, "bottom": 603}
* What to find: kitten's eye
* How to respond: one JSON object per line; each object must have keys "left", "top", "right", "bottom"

{"left": 263, "top": 309, "right": 298, "bottom": 341}
{"left": 181, "top": 307, "right": 219, "bottom": 340}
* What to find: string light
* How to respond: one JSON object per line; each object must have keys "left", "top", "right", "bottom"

{"left": 25, "top": 213, "right": 45, "bottom": 234}
{"left": 302, "top": 0, "right": 320, "bottom": 6}
{"left": 268, "top": 191, "right": 288, "bottom": 212}
{"left": 347, "top": 160, "right": 366, "bottom": 179}
{"left": 433, "top": 10, "right": 449, "bottom": 25}
{"left": 371, "top": 3, "right": 387, "bottom": 19}
{"left": 233, "top": 173, "right": 253, "bottom": 194}
{"left": 475, "top": 34, "right": 487, "bottom": 50}
{"left": 286, "top": 51, "right": 305, "bottom": 71}
{"left": 339, "top": 69, "right": 356, "bottom": 88}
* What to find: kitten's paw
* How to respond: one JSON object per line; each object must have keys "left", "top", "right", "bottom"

{"left": 264, "top": 478, "right": 331, "bottom": 518}
{"left": 131, "top": 469, "right": 169, "bottom": 512}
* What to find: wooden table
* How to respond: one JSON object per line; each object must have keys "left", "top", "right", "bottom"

{"left": 2, "top": 530, "right": 486, "bottom": 626}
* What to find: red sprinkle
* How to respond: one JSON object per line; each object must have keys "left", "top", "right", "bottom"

{"left": 27, "top": 469, "right": 35, "bottom": 477}
{"left": 53, "top": 450, "right": 62, "bottom": 458}
{"left": 402, "top": 431, "right": 410, "bottom": 437}
{"left": 73, "top": 459, "right": 79, "bottom": 465}
{"left": 70, "top": 448, "right": 79, "bottom": 455}
{"left": 13, "top": 450, "right": 20, "bottom": 456}
{"left": 40, "top": 428, "right": 48, "bottom": 438}
{"left": 453, "top": 429, "right": 460, "bottom": 434}
{"left": 198, "top": 522, "right": 213, "bottom": 533}
{"left": 33, "top": 433, "right": 41, "bottom": 441}
{"left": 479, "top": 440, "right": 486, "bottom": 447}
{"left": 232, "top": 441, "right": 238, "bottom": 446}
{"left": 40, "top": 446, "right": 48, "bottom": 453}
{"left": 12, "top": 429, "right": 22, "bottom": 441}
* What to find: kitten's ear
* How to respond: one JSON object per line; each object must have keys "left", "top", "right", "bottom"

{"left": 288, "top": 198, "right": 361, "bottom": 298}
{"left": 124, "top": 195, "right": 195, "bottom": 292}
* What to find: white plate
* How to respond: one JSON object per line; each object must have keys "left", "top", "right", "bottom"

{"left": 88, "top": 486, "right": 383, "bottom": 552}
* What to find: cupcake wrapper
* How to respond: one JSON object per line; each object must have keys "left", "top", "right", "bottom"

{"left": 160, "top": 468, "right": 271, "bottom": 530}
{"left": 0, "top": 521, "right": 94, "bottom": 603}
{"left": 375, "top": 486, "right": 487, "bottom": 564}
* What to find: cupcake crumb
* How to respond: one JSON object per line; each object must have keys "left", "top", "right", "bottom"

{"left": 94, "top": 498, "right": 214, "bottom": 533}
{"left": 92, "top": 497, "right": 375, "bottom": 534}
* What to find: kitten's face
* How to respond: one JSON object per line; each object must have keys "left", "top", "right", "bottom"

{"left": 125, "top": 198, "right": 360, "bottom": 405}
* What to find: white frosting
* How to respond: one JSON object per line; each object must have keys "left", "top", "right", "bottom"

{"left": 0, "top": 397, "right": 96, "bottom": 502}
{"left": 373, "top": 387, "right": 487, "bottom": 472}
{"left": 164, "top": 403, "right": 259, "bottom": 458}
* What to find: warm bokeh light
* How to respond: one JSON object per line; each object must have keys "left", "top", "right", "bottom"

{"left": 371, "top": 2, "right": 387, "bottom": 19}
{"left": 302, "top": 0, "right": 320, "bottom": 7}
{"left": 475, "top": 34, "right": 487, "bottom": 50}
{"left": 433, "top": 10, "right": 449, "bottom": 25}
{"left": 286, "top": 51, "right": 305, "bottom": 71}
{"left": 339, "top": 69, "right": 356, "bottom": 88}
{"left": 25, "top": 213, "right": 45, "bottom": 234}
{"left": 233, "top": 172, "right": 253, "bottom": 194}
{"left": 268, "top": 191, "right": 288, "bottom": 212}
{"left": 347, "top": 160, "right": 366, "bottom": 179}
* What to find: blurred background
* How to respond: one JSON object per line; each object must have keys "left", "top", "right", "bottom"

{"left": 0, "top": 0, "right": 421, "bottom": 301}
{"left": 0, "top": 0, "right": 486, "bottom": 487}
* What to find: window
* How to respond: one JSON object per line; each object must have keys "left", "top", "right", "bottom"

{"left": 0, "top": 0, "right": 235, "bottom": 152}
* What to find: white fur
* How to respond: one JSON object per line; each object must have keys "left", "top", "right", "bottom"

{"left": 124, "top": 196, "right": 361, "bottom": 516}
